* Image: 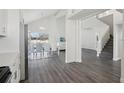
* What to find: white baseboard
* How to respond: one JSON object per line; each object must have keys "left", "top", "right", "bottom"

{"left": 65, "top": 59, "right": 74, "bottom": 63}
{"left": 66, "top": 60, "right": 82, "bottom": 63}
{"left": 113, "top": 57, "right": 121, "bottom": 61}
{"left": 120, "top": 77, "right": 124, "bottom": 83}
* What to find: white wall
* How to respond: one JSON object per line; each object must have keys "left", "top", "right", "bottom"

{"left": 81, "top": 28, "right": 96, "bottom": 50}
{"left": 56, "top": 16, "right": 65, "bottom": 39}
{"left": 121, "top": 11, "right": 124, "bottom": 83}
{"left": 113, "top": 12, "right": 123, "bottom": 61}
{"left": 28, "top": 16, "right": 58, "bottom": 51}
{"left": 56, "top": 16, "right": 66, "bottom": 50}
{"left": 81, "top": 17, "right": 109, "bottom": 50}
{"left": 99, "top": 14, "right": 113, "bottom": 35}
{"left": 0, "top": 10, "right": 20, "bottom": 53}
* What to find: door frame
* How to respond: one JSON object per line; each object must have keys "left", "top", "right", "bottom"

{"left": 24, "top": 24, "right": 28, "bottom": 80}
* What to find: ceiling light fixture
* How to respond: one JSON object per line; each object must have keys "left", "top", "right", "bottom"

{"left": 40, "top": 27, "right": 46, "bottom": 30}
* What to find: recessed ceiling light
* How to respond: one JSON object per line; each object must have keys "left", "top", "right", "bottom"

{"left": 40, "top": 27, "right": 46, "bottom": 30}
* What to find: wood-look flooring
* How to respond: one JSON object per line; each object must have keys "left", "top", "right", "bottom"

{"left": 21, "top": 49, "right": 120, "bottom": 83}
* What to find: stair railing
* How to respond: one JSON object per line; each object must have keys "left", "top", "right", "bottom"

{"left": 96, "top": 26, "right": 110, "bottom": 57}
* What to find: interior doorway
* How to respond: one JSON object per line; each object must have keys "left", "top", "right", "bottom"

{"left": 28, "top": 31, "right": 54, "bottom": 59}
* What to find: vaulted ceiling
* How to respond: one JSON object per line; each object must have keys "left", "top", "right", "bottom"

{"left": 22, "top": 9, "right": 113, "bottom": 24}
{"left": 22, "top": 9, "right": 59, "bottom": 24}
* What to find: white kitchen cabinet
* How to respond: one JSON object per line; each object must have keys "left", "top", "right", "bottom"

{"left": 0, "top": 9, "right": 7, "bottom": 36}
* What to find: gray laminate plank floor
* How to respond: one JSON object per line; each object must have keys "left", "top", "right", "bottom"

{"left": 21, "top": 49, "right": 120, "bottom": 83}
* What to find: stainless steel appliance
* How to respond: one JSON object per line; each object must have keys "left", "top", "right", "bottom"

{"left": 0, "top": 66, "right": 12, "bottom": 83}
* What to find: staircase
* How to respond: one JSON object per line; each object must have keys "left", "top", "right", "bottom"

{"left": 99, "top": 35, "right": 113, "bottom": 60}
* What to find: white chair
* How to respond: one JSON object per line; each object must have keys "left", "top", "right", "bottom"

{"left": 28, "top": 43, "right": 37, "bottom": 59}
{"left": 42, "top": 43, "right": 51, "bottom": 58}
{"left": 35, "top": 43, "right": 44, "bottom": 58}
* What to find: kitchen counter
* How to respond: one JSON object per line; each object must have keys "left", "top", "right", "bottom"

{"left": 0, "top": 52, "right": 19, "bottom": 68}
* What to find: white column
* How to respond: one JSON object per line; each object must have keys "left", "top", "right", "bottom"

{"left": 75, "top": 20, "right": 82, "bottom": 62}
{"left": 65, "top": 17, "right": 82, "bottom": 63}
{"left": 120, "top": 11, "right": 124, "bottom": 83}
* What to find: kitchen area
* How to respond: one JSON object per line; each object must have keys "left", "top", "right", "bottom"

{"left": 0, "top": 53, "right": 20, "bottom": 83}
{"left": 0, "top": 9, "right": 21, "bottom": 83}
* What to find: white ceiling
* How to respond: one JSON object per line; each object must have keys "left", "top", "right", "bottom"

{"left": 22, "top": 9, "right": 59, "bottom": 23}
{"left": 69, "top": 9, "right": 108, "bottom": 20}
{"left": 22, "top": 9, "right": 111, "bottom": 23}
